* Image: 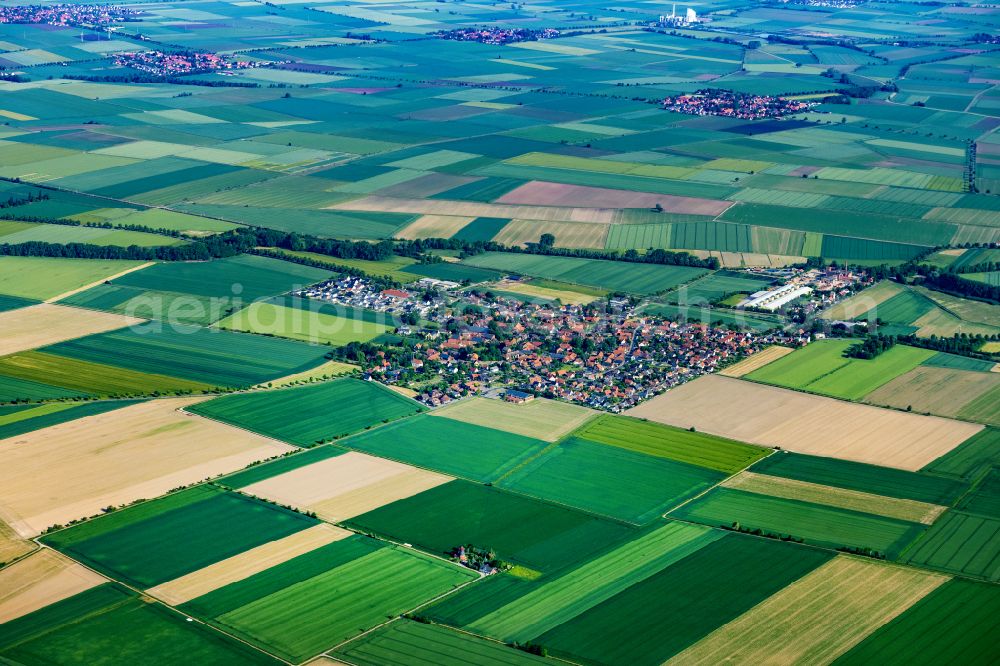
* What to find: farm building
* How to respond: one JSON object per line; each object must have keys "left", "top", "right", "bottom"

{"left": 504, "top": 389, "right": 535, "bottom": 404}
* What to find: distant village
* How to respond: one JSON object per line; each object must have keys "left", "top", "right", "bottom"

{"left": 293, "top": 267, "right": 875, "bottom": 412}
{"left": 436, "top": 26, "right": 560, "bottom": 45}
{"left": 0, "top": 3, "right": 138, "bottom": 27}
{"left": 113, "top": 51, "right": 264, "bottom": 77}
{"left": 662, "top": 89, "right": 815, "bottom": 119}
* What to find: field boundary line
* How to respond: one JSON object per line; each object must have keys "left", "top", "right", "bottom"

{"left": 322, "top": 572, "right": 485, "bottom": 659}
{"left": 44, "top": 261, "right": 155, "bottom": 304}
{"left": 662, "top": 448, "right": 778, "bottom": 518}
{"left": 24, "top": 543, "right": 296, "bottom": 666}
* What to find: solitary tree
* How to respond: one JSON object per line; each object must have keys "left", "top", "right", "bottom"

{"left": 539, "top": 233, "right": 555, "bottom": 247}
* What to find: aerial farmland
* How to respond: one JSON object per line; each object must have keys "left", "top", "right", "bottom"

{"left": 0, "top": 0, "right": 998, "bottom": 664}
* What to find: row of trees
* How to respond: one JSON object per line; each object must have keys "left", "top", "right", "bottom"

{"left": 953, "top": 260, "right": 999, "bottom": 275}
{"left": 924, "top": 272, "right": 1000, "bottom": 304}
{"left": 846, "top": 332, "right": 997, "bottom": 360}
{"left": 0, "top": 190, "right": 47, "bottom": 209}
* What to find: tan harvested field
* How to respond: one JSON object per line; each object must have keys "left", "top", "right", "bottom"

{"left": 46, "top": 261, "right": 153, "bottom": 303}
{"left": 241, "top": 451, "right": 451, "bottom": 523}
{"left": 0, "top": 519, "right": 33, "bottom": 565}
{"left": 667, "top": 557, "right": 948, "bottom": 666}
{"left": 719, "top": 346, "right": 795, "bottom": 378}
{"left": 722, "top": 472, "right": 946, "bottom": 524}
{"left": 387, "top": 384, "right": 419, "bottom": 398}
{"left": 820, "top": 281, "right": 904, "bottom": 321}
{"left": 147, "top": 523, "right": 350, "bottom": 605}
{"left": 0, "top": 550, "right": 106, "bottom": 623}
{"left": 329, "top": 195, "right": 616, "bottom": 223}
{"left": 394, "top": 214, "right": 475, "bottom": 240}
{"left": 0, "top": 303, "right": 143, "bottom": 356}
{"left": 0, "top": 398, "right": 295, "bottom": 537}
{"left": 497, "top": 181, "right": 732, "bottom": 216}
{"left": 864, "top": 366, "right": 998, "bottom": 420}
{"left": 626, "top": 376, "right": 982, "bottom": 471}
{"left": 431, "top": 396, "right": 595, "bottom": 442}
{"left": 496, "top": 281, "right": 600, "bottom": 305}
{"left": 492, "top": 218, "right": 609, "bottom": 249}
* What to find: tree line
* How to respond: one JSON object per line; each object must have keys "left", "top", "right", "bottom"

{"left": 846, "top": 332, "right": 997, "bottom": 361}
{"left": 0, "top": 219, "right": 721, "bottom": 274}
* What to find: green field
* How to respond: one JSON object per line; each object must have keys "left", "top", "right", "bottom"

{"left": 537, "top": 533, "right": 833, "bottom": 665}
{"left": 190, "top": 378, "right": 422, "bottom": 446}
{"left": 408, "top": 261, "right": 503, "bottom": 283}
{"left": 43, "top": 322, "right": 329, "bottom": 388}
{"left": 902, "top": 510, "right": 1000, "bottom": 581}
{"left": 112, "top": 254, "right": 331, "bottom": 300}
{"left": 466, "top": 522, "right": 722, "bottom": 642}
{"left": 835, "top": 578, "right": 1000, "bottom": 666}
{"left": 0, "top": 257, "right": 144, "bottom": 300}
{"left": 340, "top": 414, "right": 547, "bottom": 482}
{"left": 333, "top": 619, "right": 551, "bottom": 666}
{"left": 922, "top": 427, "right": 1000, "bottom": 481}
{"left": 497, "top": 436, "right": 724, "bottom": 523}
{"left": 0, "top": 399, "right": 141, "bottom": 440}
{"left": 43, "top": 485, "right": 319, "bottom": 588}
{"left": 922, "top": 352, "right": 997, "bottom": 373}
{"left": 0, "top": 294, "right": 39, "bottom": 313}
{"left": 0, "top": 583, "right": 279, "bottom": 665}
{"left": 753, "top": 452, "right": 965, "bottom": 504}
{"left": 193, "top": 540, "right": 475, "bottom": 662}
{"left": 0, "top": 223, "right": 186, "bottom": 248}
{"left": 344, "top": 480, "right": 636, "bottom": 575}
{"left": 574, "top": 415, "right": 768, "bottom": 474}
{"left": 957, "top": 467, "right": 1000, "bottom": 518}
{"left": 667, "top": 271, "right": 773, "bottom": 305}
{"left": 0, "top": 373, "right": 85, "bottom": 403}
{"left": 747, "top": 339, "right": 935, "bottom": 400}
{"left": 60, "top": 284, "right": 225, "bottom": 326}
{"left": 462, "top": 253, "right": 708, "bottom": 295}
{"left": 672, "top": 487, "right": 926, "bottom": 557}
{"left": 216, "top": 301, "right": 391, "bottom": 346}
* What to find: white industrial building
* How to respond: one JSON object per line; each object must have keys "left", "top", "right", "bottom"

{"left": 740, "top": 284, "right": 813, "bottom": 311}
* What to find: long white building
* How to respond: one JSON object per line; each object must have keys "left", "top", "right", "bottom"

{"left": 740, "top": 284, "right": 813, "bottom": 311}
